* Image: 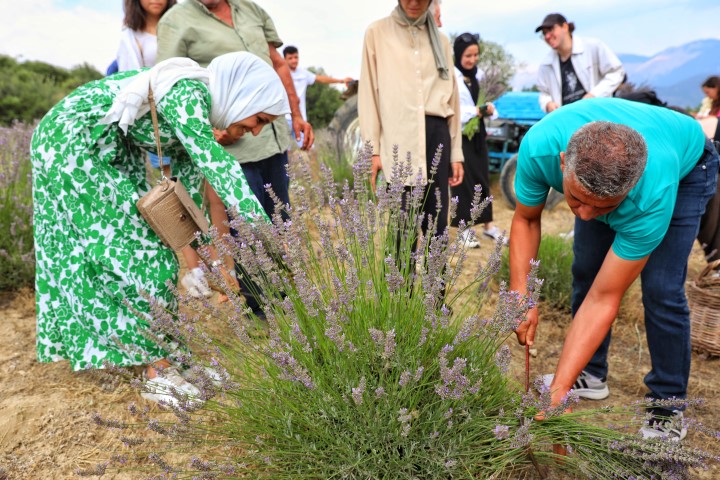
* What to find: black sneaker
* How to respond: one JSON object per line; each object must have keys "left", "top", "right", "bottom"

{"left": 640, "top": 410, "right": 687, "bottom": 441}
{"left": 541, "top": 370, "right": 610, "bottom": 400}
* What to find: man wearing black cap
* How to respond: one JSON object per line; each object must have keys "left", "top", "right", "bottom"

{"left": 535, "top": 13, "right": 624, "bottom": 113}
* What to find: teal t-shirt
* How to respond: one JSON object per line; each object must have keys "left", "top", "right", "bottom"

{"left": 515, "top": 97, "right": 706, "bottom": 260}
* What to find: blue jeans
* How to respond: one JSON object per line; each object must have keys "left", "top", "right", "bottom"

{"left": 240, "top": 152, "right": 290, "bottom": 220}
{"left": 572, "top": 140, "right": 719, "bottom": 403}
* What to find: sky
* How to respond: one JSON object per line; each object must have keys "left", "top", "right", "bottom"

{"left": 1, "top": 0, "right": 718, "bottom": 89}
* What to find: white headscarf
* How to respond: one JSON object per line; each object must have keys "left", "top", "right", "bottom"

{"left": 207, "top": 51, "right": 290, "bottom": 130}
{"left": 100, "top": 52, "right": 289, "bottom": 133}
{"left": 100, "top": 57, "right": 209, "bottom": 133}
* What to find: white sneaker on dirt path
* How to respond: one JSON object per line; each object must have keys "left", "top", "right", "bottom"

{"left": 640, "top": 410, "right": 687, "bottom": 442}
{"left": 460, "top": 229, "right": 480, "bottom": 249}
{"left": 180, "top": 365, "right": 225, "bottom": 388}
{"left": 141, "top": 366, "right": 203, "bottom": 407}
{"left": 541, "top": 370, "right": 610, "bottom": 400}
{"left": 482, "top": 226, "right": 508, "bottom": 245}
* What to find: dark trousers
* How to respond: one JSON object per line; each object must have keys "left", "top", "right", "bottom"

{"left": 573, "top": 140, "right": 718, "bottom": 404}
{"left": 240, "top": 151, "right": 290, "bottom": 220}
{"left": 401, "top": 115, "right": 451, "bottom": 238}
{"left": 233, "top": 152, "right": 290, "bottom": 313}
{"left": 451, "top": 132, "right": 492, "bottom": 227}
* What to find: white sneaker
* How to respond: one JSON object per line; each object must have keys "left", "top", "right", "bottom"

{"left": 180, "top": 365, "right": 225, "bottom": 388}
{"left": 459, "top": 229, "right": 480, "bottom": 248}
{"left": 640, "top": 410, "right": 687, "bottom": 442}
{"left": 141, "top": 366, "right": 203, "bottom": 407}
{"left": 482, "top": 226, "right": 508, "bottom": 245}
{"left": 541, "top": 370, "right": 610, "bottom": 400}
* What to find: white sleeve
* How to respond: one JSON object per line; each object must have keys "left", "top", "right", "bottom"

{"left": 116, "top": 28, "right": 143, "bottom": 71}
{"left": 454, "top": 68, "right": 477, "bottom": 126}
{"left": 587, "top": 40, "right": 625, "bottom": 98}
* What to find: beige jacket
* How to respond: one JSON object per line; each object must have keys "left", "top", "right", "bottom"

{"left": 359, "top": 11, "right": 463, "bottom": 185}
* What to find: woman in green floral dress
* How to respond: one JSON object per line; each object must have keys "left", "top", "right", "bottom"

{"left": 31, "top": 52, "right": 288, "bottom": 402}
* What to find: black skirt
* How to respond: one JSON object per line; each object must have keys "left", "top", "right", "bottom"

{"left": 450, "top": 124, "right": 493, "bottom": 227}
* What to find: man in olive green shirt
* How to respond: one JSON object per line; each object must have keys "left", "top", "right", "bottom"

{"left": 157, "top": 0, "right": 313, "bottom": 214}
{"left": 158, "top": 0, "right": 312, "bottom": 316}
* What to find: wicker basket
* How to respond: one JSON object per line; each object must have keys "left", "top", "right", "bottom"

{"left": 687, "top": 259, "right": 720, "bottom": 356}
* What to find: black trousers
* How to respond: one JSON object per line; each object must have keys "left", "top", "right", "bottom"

{"left": 400, "top": 115, "right": 451, "bottom": 238}
{"left": 451, "top": 131, "right": 493, "bottom": 227}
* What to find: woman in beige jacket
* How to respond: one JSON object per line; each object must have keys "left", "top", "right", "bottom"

{"left": 359, "top": 0, "right": 463, "bottom": 238}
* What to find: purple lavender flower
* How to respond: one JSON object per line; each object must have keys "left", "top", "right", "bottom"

{"left": 495, "top": 345, "right": 511, "bottom": 373}
{"left": 352, "top": 377, "right": 366, "bottom": 405}
{"left": 493, "top": 424, "right": 510, "bottom": 440}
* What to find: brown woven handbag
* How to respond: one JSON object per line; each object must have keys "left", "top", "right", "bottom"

{"left": 136, "top": 86, "right": 209, "bottom": 250}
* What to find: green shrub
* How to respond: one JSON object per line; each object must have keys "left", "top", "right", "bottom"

{"left": 499, "top": 234, "right": 574, "bottom": 311}
{"left": 0, "top": 55, "right": 102, "bottom": 126}
{"left": 305, "top": 67, "right": 344, "bottom": 130}
{"left": 0, "top": 122, "right": 35, "bottom": 291}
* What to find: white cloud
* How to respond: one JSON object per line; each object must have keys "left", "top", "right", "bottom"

{"left": 0, "top": 0, "right": 121, "bottom": 71}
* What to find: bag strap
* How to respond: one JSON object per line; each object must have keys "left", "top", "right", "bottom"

{"left": 147, "top": 85, "right": 169, "bottom": 180}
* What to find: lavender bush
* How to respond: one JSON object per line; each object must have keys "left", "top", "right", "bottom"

{"left": 90, "top": 146, "right": 716, "bottom": 479}
{"left": 0, "top": 122, "right": 35, "bottom": 291}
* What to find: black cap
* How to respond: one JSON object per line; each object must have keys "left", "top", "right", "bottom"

{"left": 535, "top": 13, "right": 568, "bottom": 33}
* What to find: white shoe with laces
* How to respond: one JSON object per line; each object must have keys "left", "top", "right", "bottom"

{"left": 640, "top": 410, "right": 687, "bottom": 442}
{"left": 180, "top": 365, "right": 225, "bottom": 388}
{"left": 541, "top": 370, "right": 610, "bottom": 400}
{"left": 483, "top": 226, "right": 508, "bottom": 245}
{"left": 141, "top": 366, "right": 203, "bottom": 407}
{"left": 459, "top": 229, "right": 480, "bottom": 249}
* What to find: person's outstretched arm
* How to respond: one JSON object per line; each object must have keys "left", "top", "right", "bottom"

{"left": 269, "top": 44, "right": 314, "bottom": 150}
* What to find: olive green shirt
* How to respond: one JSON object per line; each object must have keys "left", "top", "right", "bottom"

{"left": 157, "top": 0, "right": 290, "bottom": 163}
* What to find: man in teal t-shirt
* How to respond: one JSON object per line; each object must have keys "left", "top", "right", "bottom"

{"left": 509, "top": 97, "right": 718, "bottom": 440}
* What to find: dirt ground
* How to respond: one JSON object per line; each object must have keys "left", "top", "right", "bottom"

{"left": 1, "top": 181, "right": 719, "bottom": 479}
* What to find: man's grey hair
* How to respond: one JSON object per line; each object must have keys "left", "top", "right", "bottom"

{"left": 564, "top": 121, "right": 648, "bottom": 198}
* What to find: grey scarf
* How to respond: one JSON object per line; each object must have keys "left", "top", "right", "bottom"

{"left": 393, "top": 4, "right": 449, "bottom": 80}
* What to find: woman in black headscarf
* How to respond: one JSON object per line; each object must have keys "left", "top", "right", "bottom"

{"left": 451, "top": 33, "right": 504, "bottom": 248}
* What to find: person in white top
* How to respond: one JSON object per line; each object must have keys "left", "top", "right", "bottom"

{"left": 117, "top": 0, "right": 176, "bottom": 71}
{"left": 282, "top": 45, "right": 353, "bottom": 145}
{"left": 451, "top": 33, "right": 503, "bottom": 248}
{"left": 535, "top": 13, "right": 624, "bottom": 114}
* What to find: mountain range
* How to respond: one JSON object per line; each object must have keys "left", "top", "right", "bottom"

{"left": 618, "top": 39, "right": 720, "bottom": 109}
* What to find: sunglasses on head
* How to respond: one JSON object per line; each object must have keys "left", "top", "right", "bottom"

{"left": 458, "top": 33, "right": 480, "bottom": 44}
